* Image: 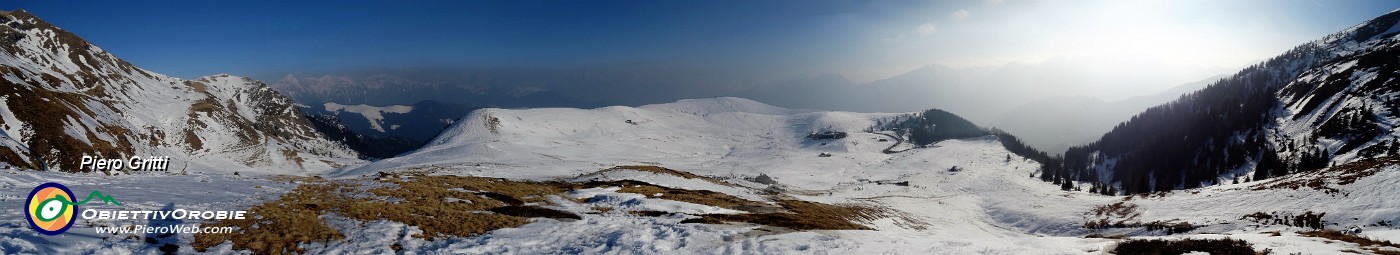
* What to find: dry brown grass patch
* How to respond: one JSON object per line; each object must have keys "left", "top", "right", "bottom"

{"left": 1090, "top": 202, "right": 1140, "bottom": 219}
{"left": 401, "top": 175, "right": 571, "bottom": 204}
{"left": 185, "top": 80, "right": 209, "bottom": 93}
{"left": 591, "top": 206, "right": 613, "bottom": 214}
{"left": 1254, "top": 156, "right": 1398, "bottom": 194}
{"left": 195, "top": 167, "right": 901, "bottom": 254}
{"left": 318, "top": 160, "right": 343, "bottom": 169}
{"left": 192, "top": 180, "right": 349, "bottom": 255}
{"left": 630, "top": 211, "right": 670, "bottom": 217}
{"left": 280, "top": 149, "right": 304, "bottom": 169}
{"left": 602, "top": 165, "right": 730, "bottom": 183}
{"left": 194, "top": 175, "right": 580, "bottom": 254}
{"left": 490, "top": 206, "right": 582, "bottom": 219}
{"left": 1239, "top": 211, "right": 1326, "bottom": 229}
{"left": 189, "top": 99, "right": 222, "bottom": 112}
{"left": 0, "top": 77, "right": 132, "bottom": 171}
{"left": 1083, "top": 202, "right": 1199, "bottom": 234}
{"left": 184, "top": 130, "right": 203, "bottom": 151}
{"left": 1084, "top": 233, "right": 1128, "bottom": 239}
{"left": 1300, "top": 230, "right": 1400, "bottom": 254}
{"left": 681, "top": 200, "right": 882, "bottom": 230}
{"left": 268, "top": 175, "right": 323, "bottom": 183}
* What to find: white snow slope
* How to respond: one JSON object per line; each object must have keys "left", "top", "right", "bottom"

{"left": 318, "top": 97, "right": 1400, "bottom": 254}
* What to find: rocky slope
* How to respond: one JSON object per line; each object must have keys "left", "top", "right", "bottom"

{"left": 1059, "top": 9, "right": 1400, "bottom": 194}
{"left": 0, "top": 10, "right": 357, "bottom": 174}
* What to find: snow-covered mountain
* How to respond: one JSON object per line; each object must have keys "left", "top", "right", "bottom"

{"left": 0, "top": 10, "right": 357, "bottom": 174}
{"left": 1059, "top": 9, "right": 1400, "bottom": 194}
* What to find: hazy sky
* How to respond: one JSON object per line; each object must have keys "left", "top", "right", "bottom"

{"left": 5, "top": 0, "right": 1399, "bottom": 99}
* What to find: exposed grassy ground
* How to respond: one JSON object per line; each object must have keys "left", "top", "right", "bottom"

{"left": 194, "top": 166, "right": 886, "bottom": 254}
{"left": 1301, "top": 230, "right": 1400, "bottom": 255}
{"left": 681, "top": 199, "right": 882, "bottom": 230}
{"left": 1254, "top": 156, "right": 1398, "bottom": 194}
{"left": 1083, "top": 201, "right": 1198, "bottom": 235}
{"left": 596, "top": 165, "right": 737, "bottom": 186}
{"left": 192, "top": 175, "right": 572, "bottom": 254}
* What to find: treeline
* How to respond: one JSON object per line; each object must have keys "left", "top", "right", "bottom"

{"left": 879, "top": 12, "right": 1400, "bottom": 195}
{"left": 1055, "top": 29, "right": 1400, "bottom": 195}
{"left": 1057, "top": 42, "right": 1330, "bottom": 194}
{"left": 872, "top": 109, "right": 1056, "bottom": 185}
{"left": 873, "top": 109, "right": 988, "bottom": 145}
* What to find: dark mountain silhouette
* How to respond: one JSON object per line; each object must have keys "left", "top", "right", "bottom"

{"left": 1053, "top": 10, "right": 1400, "bottom": 194}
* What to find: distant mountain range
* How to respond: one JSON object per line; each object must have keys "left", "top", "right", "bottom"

{"left": 992, "top": 75, "right": 1223, "bottom": 153}
{"left": 302, "top": 100, "right": 476, "bottom": 142}
{"left": 736, "top": 61, "right": 1224, "bottom": 153}
{"left": 270, "top": 72, "right": 585, "bottom": 108}
{"left": 739, "top": 58, "right": 1227, "bottom": 125}
{"left": 299, "top": 100, "right": 479, "bottom": 158}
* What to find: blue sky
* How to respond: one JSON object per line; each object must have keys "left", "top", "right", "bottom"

{"left": 4, "top": 0, "right": 1399, "bottom": 97}
{"left": 5, "top": 1, "right": 878, "bottom": 78}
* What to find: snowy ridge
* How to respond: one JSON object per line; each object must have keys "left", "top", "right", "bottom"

{"left": 1057, "top": 8, "right": 1400, "bottom": 194}
{"left": 0, "top": 10, "right": 359, "bottom": 174}
{"left": 339, "top": 97, "right": 894, "bottom": 179}
{"left": 1255, "top": 9, "right": 1400, "bottom": 175}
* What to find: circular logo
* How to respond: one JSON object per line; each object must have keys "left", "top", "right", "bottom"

{"left": 25, "top": 182, "right": 76, "bottom": 235}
